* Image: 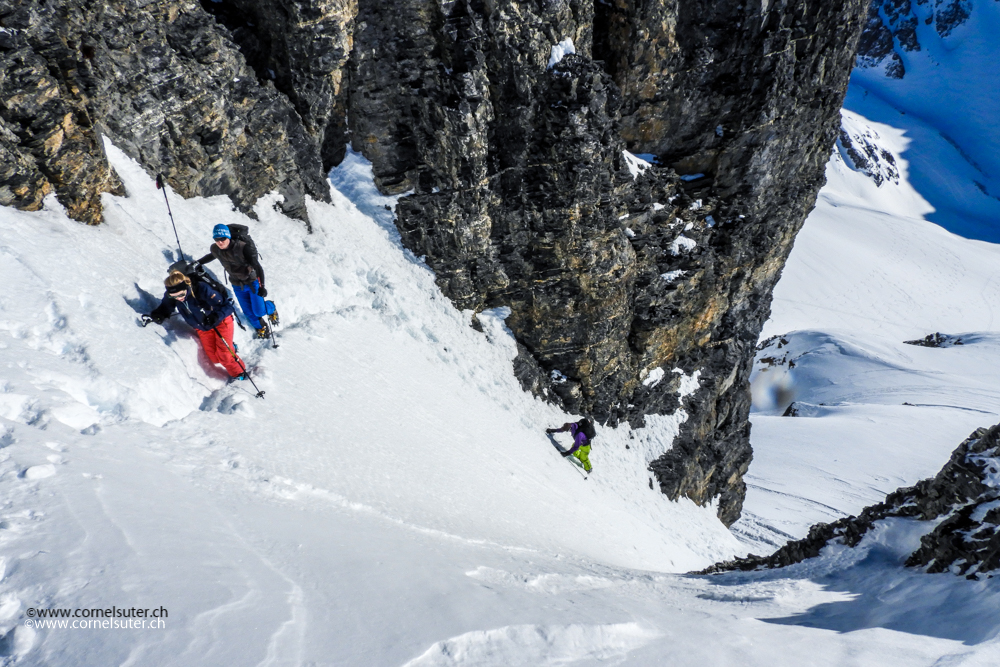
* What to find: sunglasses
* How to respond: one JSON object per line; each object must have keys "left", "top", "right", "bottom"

{"left": 168, "top": 287, "right": 187, "bottom": 297}
{"left": 214, "top": 237, "right": 229, "bottom": 243}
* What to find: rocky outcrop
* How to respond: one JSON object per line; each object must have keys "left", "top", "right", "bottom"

{"left": 903, "top": 332, "right": 964, "bottom": 348}
{"left": 702, "top": 424, "right": 1000, "bottom": 578}
{"left": 0, "top": 0, "right": 329, "bottom": 223}
{"left": 348, "top": 0, "right": 633, "bottom": 416}
{"left": 855, "top": 0, "right": 917, "bottom": 78}
{"left": 197, "top": 0, "right": 356, "bottom": 170}
{"left": 836, "top": 119, "right": 899, "bottom": 186}
{"left": 0, "top": 19, "right": 124, "bottom": 223}
{"left": 0, "top": 115, "right": 53, "bottom": 213}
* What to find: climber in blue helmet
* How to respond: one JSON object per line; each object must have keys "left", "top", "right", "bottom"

{"left": 196, "top": 223, "right": 279, "bottom": 340}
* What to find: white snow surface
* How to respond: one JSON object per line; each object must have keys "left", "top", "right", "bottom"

{"left": 0, "top": 143, "right": 751, "bottom": 665}
{"left": 641, "top": 368, "right": 665, "bottom": 388}
{"left": 741, "top": 2, "right": 1000, "bottom": 549}
{"left": 5, "top": 13, "right": 1000, "bottom": 656}
{"left": 726, "top": 6, "right": 1000, "bottom": 659}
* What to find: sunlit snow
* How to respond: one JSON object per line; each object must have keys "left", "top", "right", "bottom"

{"left": 3, "top": 7, "right": 1000, "bottom": 662}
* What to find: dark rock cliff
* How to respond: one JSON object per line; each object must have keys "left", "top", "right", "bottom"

{"left": 702, "top": 424, "right": 1000, "bottom": 578}
{"left": 197, "top": 0, "right": 355, "bottom": 170}
{"left": 0, "top": 0, "right": 329, "bottom": 223}
{"left": 347, "top": 0, "right": 867, "bottom": 524}
{"left": 0, "top": 0, "right": 871, "bottom": 525}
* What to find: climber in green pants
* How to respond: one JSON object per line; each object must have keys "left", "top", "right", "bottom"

{"left": 546, "top": 417, "right": 597, "bottom": 473}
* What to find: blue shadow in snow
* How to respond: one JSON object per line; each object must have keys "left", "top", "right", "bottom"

{"left": 703, "top": 519, "right": 1000, "bottom": 646}
{"left": 843, "top": 82, "right": 1000, "bottom": 244}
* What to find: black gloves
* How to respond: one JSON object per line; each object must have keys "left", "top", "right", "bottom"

{"left": 258, "top": 286, "right": 268, "bottom": 298}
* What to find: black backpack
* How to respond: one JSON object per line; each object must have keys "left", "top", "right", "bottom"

{"left": 168, "top": 259, "right": 230, "bottom": 301}
{"left": 226, "top": 224, "right": 260, "bottom": 259}
{"left": 579, "top": 418, "right": 597, "bottom": 441}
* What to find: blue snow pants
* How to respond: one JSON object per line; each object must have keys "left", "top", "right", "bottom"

{"left": 233, "top": 280, "right": 275, "bottom": 329}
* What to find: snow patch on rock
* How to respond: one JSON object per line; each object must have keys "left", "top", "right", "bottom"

{"left": 669, "top": 236, "right": 697, "bottom": 255}
{"left": 547, "top": 38, "right": 575, "bottom": 68}
{"left": 622, "top": 151, "right": 652, "bottom": 180}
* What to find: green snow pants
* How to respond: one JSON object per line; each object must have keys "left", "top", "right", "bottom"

{"left": 573, "top": 444, "right": 592, "bottom": 473}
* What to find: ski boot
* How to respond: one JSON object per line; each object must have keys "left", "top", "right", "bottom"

{"left": 268, "top": 306, "right": 279, "bottom": 327}
{"left": 255, "top": 322, "right": 270, "bottom": 340}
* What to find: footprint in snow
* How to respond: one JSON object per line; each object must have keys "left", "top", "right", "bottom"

{"left": 21, "top": 465, "right": 56, "bottom": 480}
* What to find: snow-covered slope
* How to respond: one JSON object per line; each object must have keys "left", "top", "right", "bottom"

{"left": 0, "top": 142, "right": 752, "bottom": 664}
{"left": 4, "top": 34, "right": 1000, "bottom": 659}
{"left": 3, "top": 142, "right": 743, "bottom": 572}
{"left": 737, "top": 108, "right": 1000, "bottom": 548}
{"left": 2, "top": 125, "right": 997, "bottom": 664}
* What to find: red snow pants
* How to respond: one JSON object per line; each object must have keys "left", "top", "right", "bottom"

{"left": 195, "top": 315, "right": 245, "bottom": 377}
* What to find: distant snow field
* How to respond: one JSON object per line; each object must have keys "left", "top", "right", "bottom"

{"left": 4, "top": 10, "right": 1000, "bottom": 662}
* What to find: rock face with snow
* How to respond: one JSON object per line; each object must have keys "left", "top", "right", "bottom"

{"left": 0, "top": 0, "right": 870, "bottom": 524}
{"left": 705, "top": 424, "right": 1000, "bottom": 577}
{"left": 903, "top": 332, "right": 964, "bottom": 348}
{"left": 348, "top": 6, "right": 640, "bottom": 412}
{"left": 346, "top": 0, "right": 868, "bottom": 524}
{"left": 0, "top": 0, "right": 329, "bottom": 223}
{"left": 857, "top": 0, "right": 974, "bottom": 78}
{"left": 0, "top": 4, "right": 125, "bottom": 223}
{"left": 836, "top": 114, "right": 900, "bottom": 186}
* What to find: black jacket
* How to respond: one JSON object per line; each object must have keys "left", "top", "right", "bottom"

{"left": 197, "top": 240, "right": 265, "bottom": 288}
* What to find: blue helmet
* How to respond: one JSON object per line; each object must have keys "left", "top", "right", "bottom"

{"left": 212, "top": 224, "right": 231, "bottom": 240}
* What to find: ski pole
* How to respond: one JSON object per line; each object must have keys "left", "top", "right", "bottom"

{"left": 155, "top": 173, "right": 185, "bottom": 261}
{"left": 212, "top": 324, "right": 265, "bottom": 399}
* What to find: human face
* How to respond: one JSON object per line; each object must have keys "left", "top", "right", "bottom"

{"left": 215, "top": 237, "right": 231, "bottom": 250}
{"left": 169, "top": 288, "right": 187, "bottom": 301}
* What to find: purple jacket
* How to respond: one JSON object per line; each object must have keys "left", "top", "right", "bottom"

{"left": 565, "top": 423, "right": 589, "bottom": 456}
